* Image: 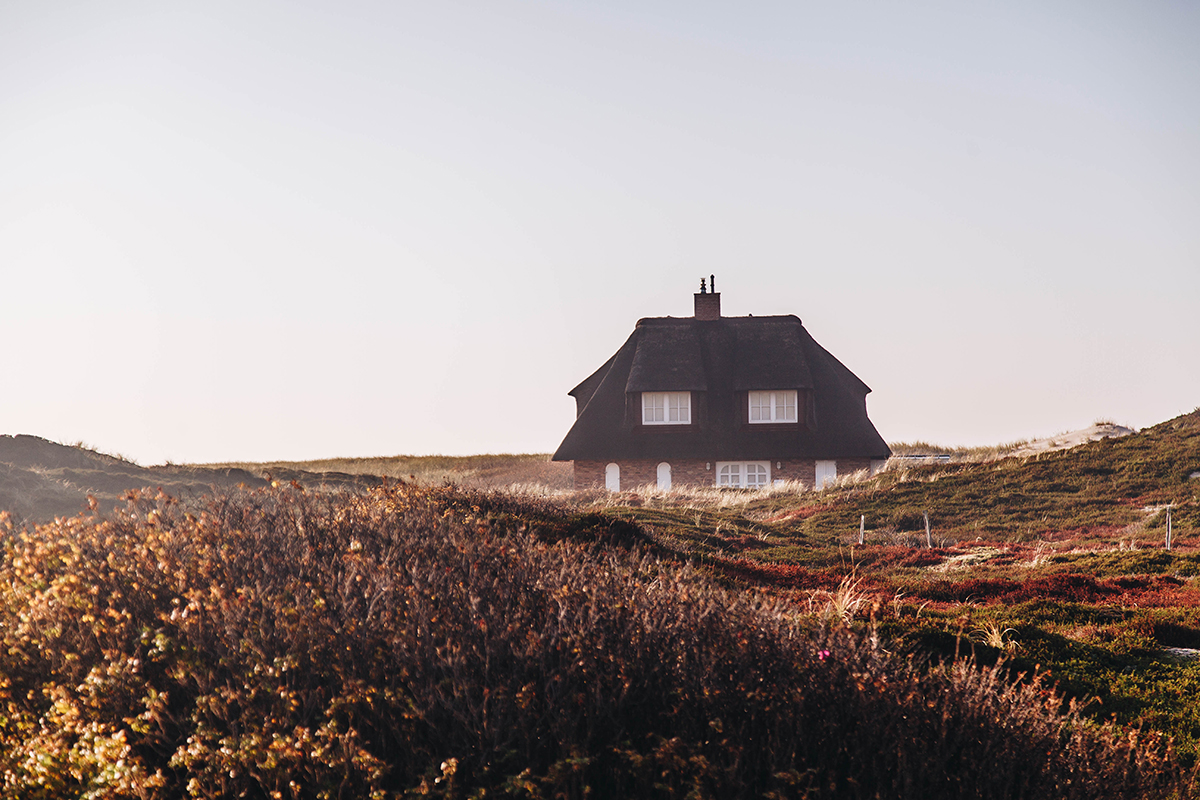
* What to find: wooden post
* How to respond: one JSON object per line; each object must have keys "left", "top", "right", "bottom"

{"left": 1166, "top": 506, "right": 1173, "bottom": 551}
{"left": 859, "top": 515, "right": 865, "bottom": 545}
{"left": 924, "top": 512, "right": 932, "bottom": 549}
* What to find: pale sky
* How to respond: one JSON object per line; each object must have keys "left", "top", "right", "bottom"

{"left": 2, "top": 1, "right": 1197, "bottom": 464}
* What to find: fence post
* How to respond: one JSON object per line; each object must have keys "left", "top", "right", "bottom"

{"left": 1166, "top": 506, "right": 1173, "bottom": 551}
{"left": 924, "top": 512, "right": 932, "bottom": 549}
{"left": 859, "top": 514, "right": 865, "bottom": 545}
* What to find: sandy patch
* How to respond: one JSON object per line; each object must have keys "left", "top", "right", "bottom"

{"left": 1010, "top": 423, "right": 1134, "bottom": 457}
{"left": 928, "top": 546, "right": 1005, "bottom": 572}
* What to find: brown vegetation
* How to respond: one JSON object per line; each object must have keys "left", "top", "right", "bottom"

{"left": 0, "top": 482, "right": 1187, "bottom": 798}
{"left": 202, "top": 453, "right": 572, "bottom": 491}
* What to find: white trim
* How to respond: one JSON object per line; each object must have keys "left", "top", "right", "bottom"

{"left": 748, "top": 390, "right": 798, "bottom": 423}
{"left": 642, "top": 391, "right": 691, "bottom": 425}
{"left": 715, "top": 461, "right": 771, "bottom": 488}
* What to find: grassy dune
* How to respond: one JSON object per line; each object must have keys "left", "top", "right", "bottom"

{"left": 0, "top": 482, "right": 1186, "bottom": 799}
{"left": 2, "top": 412, "right": 1199, "bottom": 796}
{"left": 579, "top": 408, "right": 1200, "bottom": 763}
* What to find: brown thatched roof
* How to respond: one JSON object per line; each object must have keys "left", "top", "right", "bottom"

{"left": 552, "top": 314, "right": 890, "bottom": 462}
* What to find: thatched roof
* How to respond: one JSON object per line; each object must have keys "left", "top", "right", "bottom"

{"left": 552, "top": 314, "right": 890, "bottom": 462}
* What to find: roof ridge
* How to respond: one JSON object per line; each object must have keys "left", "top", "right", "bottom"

{"left": 636, "top": 314, "right": 801, "bottom": 325}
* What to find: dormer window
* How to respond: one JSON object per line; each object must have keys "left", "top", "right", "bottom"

{"left": 749, "top": 390, "right": 797, "bottom": 423}
{"left": 642, "top": 392, "right": 691, "bottom": 425}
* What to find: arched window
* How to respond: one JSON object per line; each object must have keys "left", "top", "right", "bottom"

{"left": 716, "top": 461, "right": 771, "bottom": 488}
{"left": 605, "top": 463, "right": 620, "bottom": 492}
{"left": 656, "top": 462, "right": 672, "bottom": 490}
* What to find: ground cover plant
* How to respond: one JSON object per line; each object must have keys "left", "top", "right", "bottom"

{"left": 0, "top": 481, "right": 1189, "bottom": 799}
{"left": 583, "top": 409, "right": 1200, "bottom": 764}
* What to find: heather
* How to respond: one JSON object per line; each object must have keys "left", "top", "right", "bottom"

{"left": 585, "top": 409, "right": 1200, "bottom": 765}
{"left": 0, "top": 483, "right": 1186, "bottom": 799}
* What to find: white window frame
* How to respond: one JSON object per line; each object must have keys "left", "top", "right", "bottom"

{"left": 642, "top": 392, "right": 691, "bottom": 425}
{"left": 715, "top": 461, "right": 771, "bottom": 488}
{"left": 748, "top": 390, "right": 798, "bottom": 424}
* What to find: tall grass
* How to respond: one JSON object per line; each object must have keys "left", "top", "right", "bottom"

{"left": 578, "top": 479, "right": 820, "bottom": 509}
{"left": 199, "top": 453, "right": 573, "bottom": 490}
{"left": 0, "top": 485, "right": 1188, "bottom": 799}
{"left": 887, "top": 440, "right": 1032, "bottom": 463}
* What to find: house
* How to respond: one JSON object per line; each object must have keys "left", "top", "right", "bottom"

{"left": 552, "top": 279, "right": 891, "bottom": 490}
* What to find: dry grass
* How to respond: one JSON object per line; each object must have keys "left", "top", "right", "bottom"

{"left": 577, "top": 479, "right": 815, "bottom": 509}
{"left": 886, "top": 439, "right": 1033, "bottom": 463}
{"left": 199, "top": 452, "right": 574, "bottom": 490}
{"left": 972, "top": 622, "right": 1020, "bottom": 653}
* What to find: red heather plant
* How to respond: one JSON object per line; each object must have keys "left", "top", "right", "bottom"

{"left": 714, "top": 557, "right": 846, "bottom": 589}
{"left": 918, "top": 573, "right": 1200, "bottom": 607}
{"left": 0, "top": 484, "right": 1189, "bottom": 799}
{"left": 843, "top": 546, "right": 947, "bottom": 570}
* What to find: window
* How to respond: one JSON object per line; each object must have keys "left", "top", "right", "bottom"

{"left": 642, "top": 392, "right": 690, "bottom": 425}
{"left": 749, "top": 390, "right": 798, "bottom": 423}
{"left": 716, "top": 461, "right": 770, "bottom": 488}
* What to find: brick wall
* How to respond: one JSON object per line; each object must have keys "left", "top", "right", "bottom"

{"left": 771, "top": 459, "right": 815, "bottom": 486}
{"left": 574, "top": 457, "right": 852, "bottom": 490}
{"left": 693, "top": 292, "right": 721, "bottom": 321}
{"left": 837, "top": 458, "right": 876, "bottom": 477}
{"left": 573, "top": 460, "right": 609, "bottom": 490}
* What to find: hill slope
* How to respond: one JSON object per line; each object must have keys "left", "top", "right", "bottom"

{"left": 0, "top": 481, "right": 1185, "bottom": 799}
{"left": 798, "top": 407, "right": 1200, "bottom": 542}
{"left": 585, "top": 408, "right": 1200, "bottom": 762}
{"left": 0, "top": 435, "right": 382, "bottom": 524}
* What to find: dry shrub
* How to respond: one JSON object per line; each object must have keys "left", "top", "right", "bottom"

{"left": 0, "top": 484, "right": 1189, "bottom": 799}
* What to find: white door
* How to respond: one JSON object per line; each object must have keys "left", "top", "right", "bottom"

{"left": 815, "top": 460, "right": 837, "bottom": 489}
{"left": 605, "top": 463, "right": 620, "bottom": 491}
{"left": 656, "top": 462, "right": 672, "bottom": 490}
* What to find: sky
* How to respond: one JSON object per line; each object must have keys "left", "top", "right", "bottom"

{"left": 1, "top": 1, "right": 1198, "bottom": 464}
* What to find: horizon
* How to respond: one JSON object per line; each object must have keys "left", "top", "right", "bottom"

{"left": 2, "top": 412, "right": 1165, "bottom": 468}
{"left": 3, "top": 2, "right": 1198, "bottom": 464}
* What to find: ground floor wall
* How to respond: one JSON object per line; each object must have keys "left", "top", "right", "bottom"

{"left": 573, "top": 457, "right": 882, "bottom": 491}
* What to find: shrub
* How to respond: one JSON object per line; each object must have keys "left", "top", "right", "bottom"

{"left": 0, "top": 484, "right": 1188, "bottom": 799}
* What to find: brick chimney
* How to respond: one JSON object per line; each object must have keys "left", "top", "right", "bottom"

{"left": 693, "top": 274, "right": 721, "bottom": 320}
